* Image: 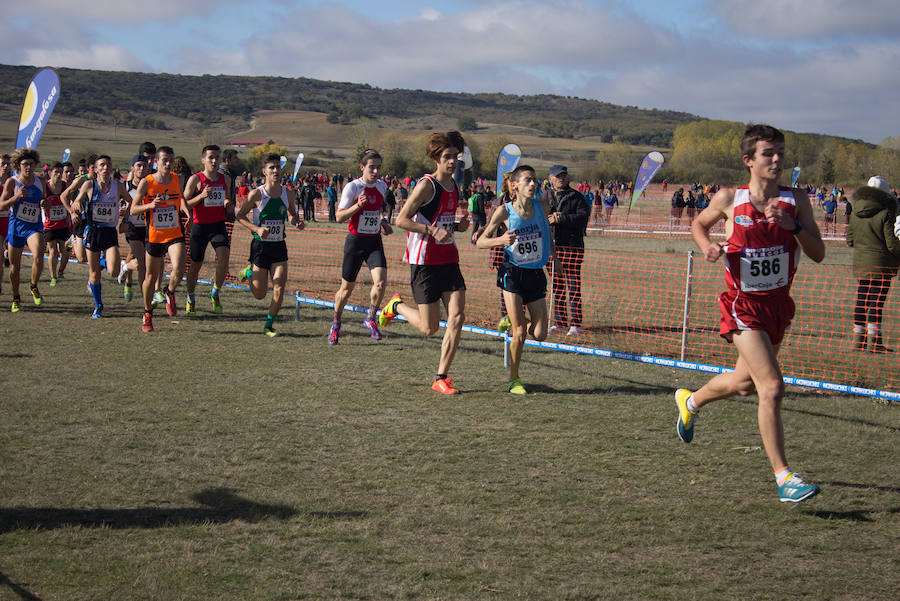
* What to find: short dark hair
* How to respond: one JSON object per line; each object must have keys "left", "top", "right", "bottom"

{"left": 157, "top": 146, "right": 174, "bottom": 157}
{"left": 509, "top": 164, "right": 536, "bottom": 181}
{"left": 61, "top": 161, "right": 74, "bottom": 170}
{"left": 95, "top": 154, "right": 112, "bottom": 166}
{"left": 202, "top": 144, "right": 221, "bottom": 156}
{"left": 741, "top": 124, "right": 784, "bottom": 161}
{"left": 50, "top": 162, "right": 64, "bottom": 172}
{"left": 359, "top": 148, "right": 382, "bottom": 164}
{"left": 85, "top": 154, "right": 98, "bottom": 167}
{"left": 264, "top": 153, "right": 281, "bottom": 167}
{"left": 223, "top": 149, "right": 239, "bottom": 162}
{"left": 139, "top": 141, "right": 156, "bottom": 156}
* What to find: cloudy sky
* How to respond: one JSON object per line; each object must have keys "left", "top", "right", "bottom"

{"left": 3, "top": 0, "right": 898, "bottom": 143}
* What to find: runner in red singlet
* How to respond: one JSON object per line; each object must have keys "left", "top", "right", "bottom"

{"left": 673, "top": 124, "right": 826, "bottom": 503}
{"left": 379, "top": 131, "right": 470, "bottom": 394}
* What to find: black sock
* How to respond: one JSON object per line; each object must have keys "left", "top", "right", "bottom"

{"left": 436, "top": 373, "right": 448, "bottom": 381}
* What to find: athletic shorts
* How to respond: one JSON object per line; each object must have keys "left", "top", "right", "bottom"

{"left": 190, "top": 221, "right": 230, "bottom": 262}
{"left": 6, "top": 229, "right": 42, "bottom": 249}
{"left": 44, "top": 226, "right": 71, "bottom": 242}
{"left": 718, "top": 289, "right": 795, "bottom": 346}
{"left": 341, "top": 234, "right": 386, "bottom": 282}
{"left": 126, "top": 222, "right": 147, "bottom": 243}
{"left": 83, "top": 226, "right": 119, "bottom": 252}
{"left": 73, "top": 220, "right": 86, "bottom": 238}
{"left": 497, "top": 261, "right": 547, "bottom": 304}
{"left": 249, "top": 239, "right": 288, "bottom": 270}
{"left": 146, "top": 236, "right": 185, "bottom": 259}
{"left": 410, "top": 262, "right": 466, "bottom": 305}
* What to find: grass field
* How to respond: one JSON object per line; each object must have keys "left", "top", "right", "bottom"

{"left": 0, "top": 254, "right": 897, "bottom": 600}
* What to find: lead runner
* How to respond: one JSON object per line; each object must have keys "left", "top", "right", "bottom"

{"left": 674, "top": 124, "right": 825, "bottom": 503}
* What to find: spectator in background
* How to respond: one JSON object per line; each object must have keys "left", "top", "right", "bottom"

{"left": 326, "top": 180, "right": 338, "bottom": 222}
{"left": 298, "top": 178, "right": 319, "bottom": 221}
{"left": 846, "top": 176, "right": 900, "bottom": 352}
{"left": 603, "top": 188, "right": 619, "bottom": 223}
{"left": 383, "top": 182, "right": 396, "bottom": 224}
{"left": 671, "top": 187, "right": 685, "bottom": 228}
{"left": 822, "top": 193, "right": 838, "bottom": 234}
{"left": 545, "top": 164, "right": 588, "bottom": 336}
{"left": 468, "top": 184, "right": 487, "bottom": 244}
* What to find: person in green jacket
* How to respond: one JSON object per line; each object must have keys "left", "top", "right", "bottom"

{"left": 846, "top": 176, "right": 900, "bottom": 352}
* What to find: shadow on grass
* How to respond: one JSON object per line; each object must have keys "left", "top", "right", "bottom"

{"left": 0, "top": 571, "right": 43, "bottom": 601}
{"left": 0, "top": 352, "right": 33, "bottom": 359}
{"left": 0, "top": 488, "right": 299, "bottom": 533}
{"left": 803, "top": 506, "right": 900, "bottom": 523}
{"left": 732, "top": 398, "right": 898, "bottom": 433}
{"left": 819, "top": 480, "right": 900, "bottom": 494}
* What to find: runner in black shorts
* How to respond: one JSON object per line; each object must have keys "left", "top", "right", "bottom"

{"left": 235, "top": 153, "right": 304, "bottom": 336}
{"left": 329, "top": 148, "right": 394, "bottom": 345}
{"left": 120, "top": 156, "right": 149, "bottom": 301}
{"left": 183, "top": 145, "right": 233, "bottom": 316}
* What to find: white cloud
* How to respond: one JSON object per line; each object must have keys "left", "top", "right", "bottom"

{"left": 712, "top": 0, "right": 900, "bottom": 39}
{"left": 5, "top": 0, "right": 237, "bottom": 23}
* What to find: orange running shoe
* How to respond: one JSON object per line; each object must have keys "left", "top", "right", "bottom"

{"left": 431, "top": 377, "right": 459, "bottom": 395}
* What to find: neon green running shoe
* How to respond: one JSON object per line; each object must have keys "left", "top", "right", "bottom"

{"left": 30, "top": 285, "right": 43, "bottom": 306}
{"left": 11, "top": 298, "right": 21, "bottom": 313}
{"left": 508, "top": 378, "right": 526, "bottom": 395}
{"left": 379, "top": 294, "right": 402, "bottom": 327}
{"left": 238, "top": 264, "right": 253, "bottom": 283}
{"left": 186, "top": 299, "right": 196, "bottom": 317}
{"left": 50, "top": 277, "right": 58, "bottom": 287}
{"left": 210, "top": 292, "right": 223, "bottom": 314}
{"left": 675, "top": 388, "right": 697, "bottom": 443}
{"left": 497, "top": 314, "right": 511, "bottom": 333}
{"left": 778, "top": 472, "right": 820, "bottom": 503}
{"left": 264, "top": 326, "right": 278, "bottom": 337}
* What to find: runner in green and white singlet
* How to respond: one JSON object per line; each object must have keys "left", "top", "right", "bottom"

{"left": 235, "top": 153, "right": 304, "bottom": 336}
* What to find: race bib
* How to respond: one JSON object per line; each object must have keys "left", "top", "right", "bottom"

{"left": 16, "top": 202, "right": 40, "bottom": 223}
{"left": 357, "top": 210, "right": 381, "bottom": 234}
{"left": 740, "top": 245, "right": 788, "bottom": 292}
{"left": 92, "top": 203, "right": 117, "bottom": 225}
{"left": 153, "top": 205, "right": 179, "bottom": 229}
{"left": 509, "top": 231, "right": 542, "bottom": 265}
{"left": 131, "top": 211, "right": 146, "bottom": 226}
{"left": 204, "top": 187, "right": 226, "bottom": 207}
{"left": 263, "top": 219, "right": 284, "bottom": 242}
{"left": 435, "top": 213, "right": 456, "bottom": 245}
{"left": 49, "top": 205, "right": 67, "bottom": 221}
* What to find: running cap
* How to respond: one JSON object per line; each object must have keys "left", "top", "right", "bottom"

{"left": 867, "top": 176, "right": 890, "bottom": 192}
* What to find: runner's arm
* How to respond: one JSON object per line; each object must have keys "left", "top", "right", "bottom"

{"left": 181, "top": 175, "right": 206, "bottom": 208}
{"left": 476, "top": 205, "right": 513, "bottom": 249}
{"left": 692, "top": 187, "right": 732, "bottom": 262}
{"left": 396, "top": 178, "right": 434, "bottom": 235}
{"left": 788, "top": 187, "right": 825, "bottom": 263}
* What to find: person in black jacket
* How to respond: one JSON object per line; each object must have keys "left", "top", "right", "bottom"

{"left": 545, "top": 165, "right": 589, "bottom": 335}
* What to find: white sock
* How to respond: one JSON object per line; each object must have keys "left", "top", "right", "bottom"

{"left": 775, "top": 468, "right": 792, "bottom": 485}
{"left": 686, "top": 395, "right": 699, "bottom": 413}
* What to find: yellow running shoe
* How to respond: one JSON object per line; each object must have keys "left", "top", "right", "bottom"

{"left": 508, "top": 378, "right": 526, "bottom": 395}
{"left": 379, "top": 294, "right": 402, "bottom": 327}
{"left": 675, "top": 388, "right": 697, "bottom": 443}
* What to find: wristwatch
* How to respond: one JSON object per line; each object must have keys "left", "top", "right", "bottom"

{"left": 791, "top": 219, "right": 803, "bottom": 235}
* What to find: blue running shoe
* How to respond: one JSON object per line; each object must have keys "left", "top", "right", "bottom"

{"left": 91, "top": 304, "right": 103, "bottom": 319}
{"left": 675, "top": 388, "right": 697, "bottom": 443}
{"left": 778, "top": 473, "right": 820, "bottom": 503}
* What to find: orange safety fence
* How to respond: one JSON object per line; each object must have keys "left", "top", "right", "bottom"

{"left": 180, "top": 216, "right": 899, "bottom": 401}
